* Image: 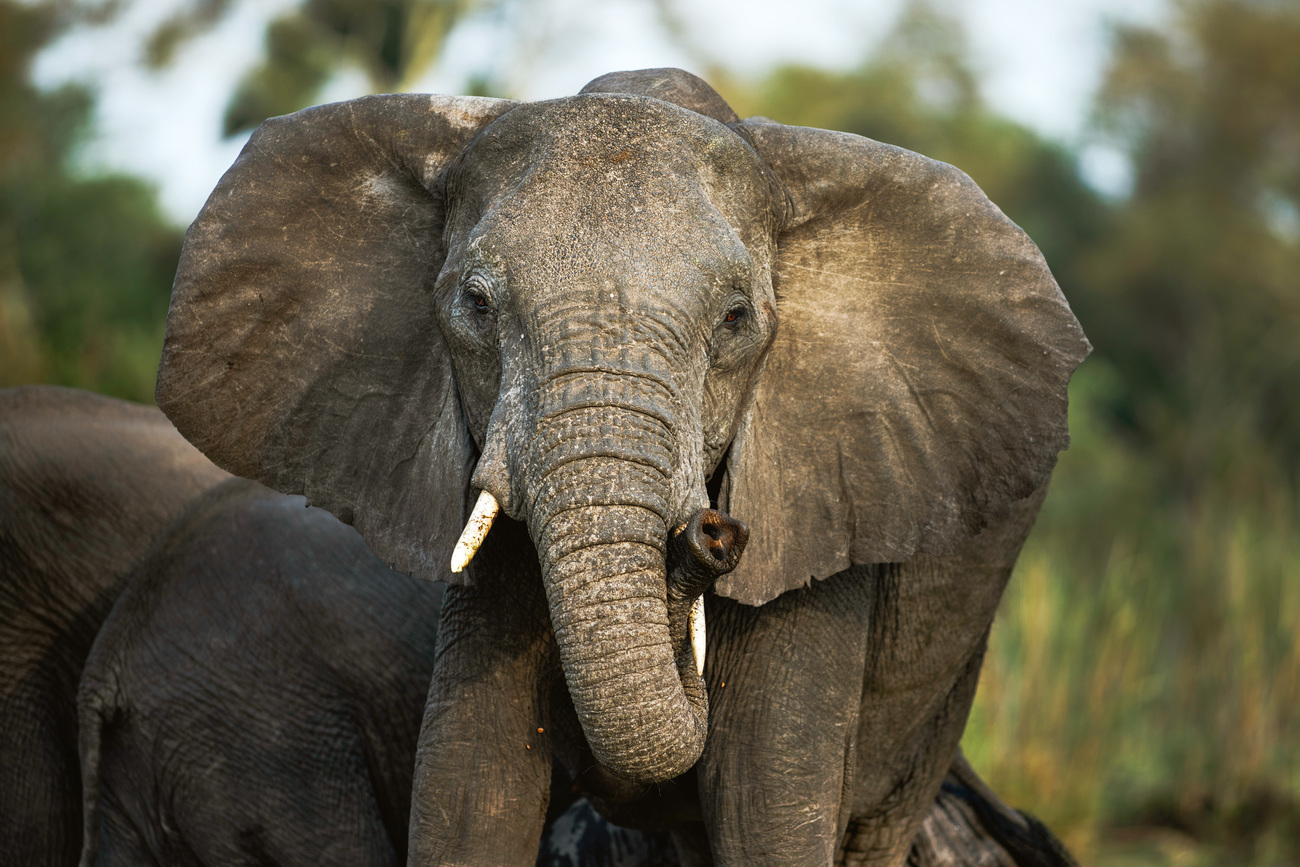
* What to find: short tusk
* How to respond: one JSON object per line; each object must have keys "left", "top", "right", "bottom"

{"left": 450, "top": 490, "right": 500, "bottom": 573}
{"left": 689, "top": 595, "right": 707, "bottom": 678}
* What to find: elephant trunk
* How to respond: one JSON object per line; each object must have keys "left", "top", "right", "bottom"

{"left": 529, "top": 399, "right": 708, "bottom": 783}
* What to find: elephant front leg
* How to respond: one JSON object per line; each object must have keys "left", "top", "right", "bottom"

{"left": 407, "top": 518, "right": 558, "bottom": 867}
{"left": 834, "top": 488, "right": 1047, "bottom": 866}
{"left": 699, "top": 568, "right": 875, "bottom": 866}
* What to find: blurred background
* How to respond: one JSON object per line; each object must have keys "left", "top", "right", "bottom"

{"left": 2, "top": 0, "right": 1296, "bottom": 863}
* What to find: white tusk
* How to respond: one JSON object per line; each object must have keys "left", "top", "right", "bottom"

{"left": 689, "top": 595, "right": 707, "bottom": 678}
{"left": 450, "top": 490, "right": 500, "bottom": 573}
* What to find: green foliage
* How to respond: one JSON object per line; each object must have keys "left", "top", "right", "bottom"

{"left": 0, "top": 0, "right": 183, "bottom": 402}
{"left": 965, "top": 362, "right": 1300, "bottom": 865}
{"left": 144, "top": 0, "right": 235, "bottom": 68}
{"left": 222, "top": 0, "right": 477, "bottom": 135}
{"left": 1080, "top": 0, "right": 1300, "bottom": 483}
{"left": 126, "top": 0, "right": 481, "bottom": 136}
{"left": 222, "top": 12, "right": 339, "bottom": 134}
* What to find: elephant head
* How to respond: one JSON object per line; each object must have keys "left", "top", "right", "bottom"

{"left": 155, "top": 69, "right": 1088, "bottom": 786}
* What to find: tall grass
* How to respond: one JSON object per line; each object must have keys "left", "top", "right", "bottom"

{"left": 963, "top": 361, "right": 1300, "bottom": 865}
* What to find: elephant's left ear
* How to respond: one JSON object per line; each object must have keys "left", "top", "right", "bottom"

{"left": 716, "top": 122, "right": 1090, "bottom": 606}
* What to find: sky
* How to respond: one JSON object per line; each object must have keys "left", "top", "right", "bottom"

{"left": 35, "top": 0, "right": 1168, "bottom": 225}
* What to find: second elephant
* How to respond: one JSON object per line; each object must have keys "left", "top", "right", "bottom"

{"left": 78, "top": 478, "right": 443, "bottom": 866}
{"left": 0, "top": 386, "right": 227, "bottom": 867}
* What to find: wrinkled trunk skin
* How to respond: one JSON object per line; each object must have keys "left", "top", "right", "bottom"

{"left": 407, "top": 518, "right": 558, "bottom": 867}
{"left": 529, "top": 397, "right": 708, "bottom": 785}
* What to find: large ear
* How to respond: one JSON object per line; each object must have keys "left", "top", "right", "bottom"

{"left": 156, "top": 93, "right": 517, "bottom": 583}
{"left": 716, "top": 122, "right": 1090, "bottom": 605}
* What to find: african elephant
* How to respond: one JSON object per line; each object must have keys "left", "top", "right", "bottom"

{"left": 154, "top": 68, "right": 1089, "bottom": 865}
{"left": 75, "top": 476, "right": 1071, "bottom": 867}
{"left": 0, "top": 386, "right": 227, "bottom": 867}
{"left": 77, "top": 477, "right": 444, "bottom": 867}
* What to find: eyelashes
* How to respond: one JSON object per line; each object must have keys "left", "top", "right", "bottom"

{"left": 462, "top": 274, "right": 495, "bottom": 315}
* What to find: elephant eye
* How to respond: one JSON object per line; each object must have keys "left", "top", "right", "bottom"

{"left": 723, "top": 306, "right": 747, "bottom": 326}
{"left": 462, "top": 278, "right": 492, "bottom": 314}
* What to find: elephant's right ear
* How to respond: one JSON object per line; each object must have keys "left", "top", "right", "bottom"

{"left": 156, "top": 94, "right": 516, "bottom": 583}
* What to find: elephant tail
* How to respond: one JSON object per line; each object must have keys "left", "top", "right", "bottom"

{"left": 76, "top": 656, "right": 119, "bottom": 867}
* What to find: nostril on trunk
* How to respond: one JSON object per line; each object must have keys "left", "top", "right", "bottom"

{"left": 670, "top": 509, "right": 750, "bottom": 588}
{"left": 697, "top": 510, "right": 745, "bottom": 565}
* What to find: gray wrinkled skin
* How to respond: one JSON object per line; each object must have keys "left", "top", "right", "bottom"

{"left": 77, "top": 478, "right": 444, "bottom": 867}
{"left": 0, "top": 386, "right": 228, "bottom": 867}
{"left": 156, "top": 69, "right": 1090, "bottom": 866}
{"left": 71, "top": 479, "right": 1069, "bottom": 867}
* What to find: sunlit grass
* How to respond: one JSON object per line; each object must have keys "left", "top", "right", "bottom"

{"left": 963, "top": 362, "right": 1300, "bottom": 866}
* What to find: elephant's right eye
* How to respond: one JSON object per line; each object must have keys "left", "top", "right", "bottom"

{"left": 469, "top": 292, "right": 490, "bottom": 313}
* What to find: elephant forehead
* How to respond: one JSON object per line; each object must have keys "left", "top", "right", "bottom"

{"left": 476, "top": 188, "right": 750, "bottom": 278}
{"left": 458, "top": 94, "right": 771, "bottom": 227}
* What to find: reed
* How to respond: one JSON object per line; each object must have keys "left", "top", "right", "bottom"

{"left": 963, "top": 362, "right": 1300, "bottom": 865}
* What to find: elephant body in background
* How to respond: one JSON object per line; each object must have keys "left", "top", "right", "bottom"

{"left": 78, "top": 477, "right": 444, "bottom": 867}
{"left": 0, "top": 386, "right": 227, "bottom": 867}
{"left": 155, "top": 68, "right": 1090, "bottom": 865}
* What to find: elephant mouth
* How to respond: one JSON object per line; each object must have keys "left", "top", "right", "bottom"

{"left": 452, "top": 498, "right": 749, "bottom": 679}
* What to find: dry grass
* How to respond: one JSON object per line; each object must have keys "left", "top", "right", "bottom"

{"left": 962, "top": 362, "right": 1300, "bottom": 865}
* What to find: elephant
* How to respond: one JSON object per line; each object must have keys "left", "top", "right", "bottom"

{"left": 0, "top": 385, "right": 228, "bottom": 867}
{"left": 77, "top": 476, "right": 445, "bottom": 866}
{"left": 153, "top": 67, "right": 1090, "bottom": 865}
{"left": 77, "top": 476, "right": 1073, "bottom": 867}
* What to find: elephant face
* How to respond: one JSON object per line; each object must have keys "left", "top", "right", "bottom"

{"left": 156, "top": 69, "right": 1088, "bottom": 785}
{"left": 428, "top": 97, "right": 779, "bottom": 779}
{"left": 436, "top": 95, "right": 778, "bottom": 524}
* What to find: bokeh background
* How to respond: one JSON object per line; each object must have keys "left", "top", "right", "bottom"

{"left": 2, "top": 0, "right": 1297, "bottom": 863}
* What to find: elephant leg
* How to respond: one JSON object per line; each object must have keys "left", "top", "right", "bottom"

{"left": 837, "top": 634, "right": 991, "bottom": 866}
{"left": 701, "top": 486, "right": 1048, "bottom": 867}
{"left": 0, "top": 676, "right": 81, "bottom": 867}
{"left": 699, "top": 568, "right": 875, "bottom": 866}
{"left": 407, "top": 517, "right": 559, "bottom": 867}
{"left": 838, "top": 485, "right": 1050, "bottom": 866}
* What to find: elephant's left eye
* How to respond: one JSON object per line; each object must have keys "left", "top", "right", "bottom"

{"left": 723, "top": 306, "right": 747, "bottom": 325}
{"left": 463, "top": 279, "right": 492, "bottom": 314}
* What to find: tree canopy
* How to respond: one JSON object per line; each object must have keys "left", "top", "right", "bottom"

{"left": 1, "top": 0, "right": 184, "bottom": 401}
